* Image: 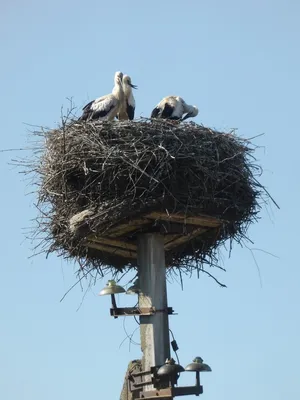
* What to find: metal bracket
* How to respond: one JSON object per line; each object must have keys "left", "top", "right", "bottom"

{"left": 110, "top": 306, "right": 175, "bottom": 318}
{"left": 137, "top": 385, "right": 203, "bottom": 399}
{"left": 129, "top": 366, "right": 203, "bottom": 398}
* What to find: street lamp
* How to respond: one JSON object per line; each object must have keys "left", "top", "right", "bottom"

{"left": 157, "top": 358, "right": 185, "bottom": 386}
{"left": 185, "top": 357, "right": 212, "bottom": 392}
{"left": 99, "top": 280, "right": 125, "bottom": 310}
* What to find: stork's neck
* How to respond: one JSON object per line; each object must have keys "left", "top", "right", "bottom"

{"left": 123, "top": 85, "right": 132, "bottom": 98}
{"left": 112, "top": 82, "right": 124, "bottom": 101}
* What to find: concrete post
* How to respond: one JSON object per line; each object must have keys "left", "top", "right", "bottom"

{"left": 137, "top": 233, "right": 170, "bottom": 390}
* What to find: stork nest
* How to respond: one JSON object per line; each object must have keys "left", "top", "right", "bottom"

{"left": 20, "top": 117, "right": 272, "bottom": 281}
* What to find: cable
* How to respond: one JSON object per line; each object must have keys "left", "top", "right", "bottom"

{"left": 119, "top": 316, "right": 140, "bottom": 350}
{"left": 169, "top": 328, "right": 180, "bottom": 366}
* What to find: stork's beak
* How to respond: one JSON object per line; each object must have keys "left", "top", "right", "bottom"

{"left": 181, "top": 113, "right": 191, "bottom": 121}
{"left": 130, "top": 83, "right": 138, "bottom": 89}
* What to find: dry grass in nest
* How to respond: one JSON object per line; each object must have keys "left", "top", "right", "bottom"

{"left": 16, "top": 115, "right": 276, "bottom": 285}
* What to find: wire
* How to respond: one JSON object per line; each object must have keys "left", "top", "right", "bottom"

{"left": 169, "top": 328, "right": 180, "bottom": 366}
{"left": 119, "top": 316, "right": 140, "bottom": 350}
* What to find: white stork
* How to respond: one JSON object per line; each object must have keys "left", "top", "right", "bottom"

{"left": 79, "top": 71, "right": 124, "bottom": 121}
{"left": 151, "top": 96, "right": 198, "bottom": 121}
{"left": 117, "top": 75, "right": 137, "bottom": 120}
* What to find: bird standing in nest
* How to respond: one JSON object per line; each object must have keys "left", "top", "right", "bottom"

{"left": 151, "top": 96, "right": 198, "bottom": 121}
{"left": 117, "top": 75, "right": 138, "bottom": 120}
{"left": 79, "top": 71, "right": 124, "bottom": 121}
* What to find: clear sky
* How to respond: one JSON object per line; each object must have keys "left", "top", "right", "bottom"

{"left": 0, "top": 1, "right": 299, "bottom": 399}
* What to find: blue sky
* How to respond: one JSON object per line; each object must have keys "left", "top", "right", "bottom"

{"left": 0, "top": 0, "right": 299, "bottom": 399}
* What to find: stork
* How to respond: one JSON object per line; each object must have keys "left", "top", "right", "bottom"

{"left": 117, "top": 75, "right": 137, "bottom": 120}
{"left": 150, "top": 96, "right": 198, "bottom": 121}
{"left": 79, "top": 71, "right": 124, "bottom": 121}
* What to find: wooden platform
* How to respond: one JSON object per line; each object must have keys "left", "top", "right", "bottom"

{"left": 84, "top": 211, "right": 224, "bottom": 260}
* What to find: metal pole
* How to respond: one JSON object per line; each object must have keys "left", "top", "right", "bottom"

{"left": 137, "top": 233, "right": 170, "bottom": 388}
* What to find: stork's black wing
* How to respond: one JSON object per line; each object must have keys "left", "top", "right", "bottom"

{"left": 161, "top": 103, "right": 178, "bottom": 119}
{"left": 82, "top": 99, "right": 95, "bottom": 111}
{"left": 79, "top": 96, "right": 115, "bottom": 121}
{"left": 126, "top": 101, "right": 135, "bottom": 120}
{"left": 150, "top": 107, "right": 160, "bottom": 118}
{"left": 78, "top": 100, "right": 95, "bottom": 121}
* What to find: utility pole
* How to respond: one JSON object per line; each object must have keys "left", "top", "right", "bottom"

{"left": 101, "top": 232, "right": 210, "bottom": 399}
{"left": 137, "top": 233, "right": 170, "bottom": 390}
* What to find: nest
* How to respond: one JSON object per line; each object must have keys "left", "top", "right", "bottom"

{"left": 21, "top": 118, "right": 272, "bottom": 281}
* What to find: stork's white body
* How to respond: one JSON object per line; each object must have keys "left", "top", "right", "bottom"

{"left": 151, "top": 96, "right": 198, "bottom": 121}
{"left": 117, "top": 75, "right": 137, "bottom": 121}
{"left": 79, "top": 72, "right": 124, "bottom": 121}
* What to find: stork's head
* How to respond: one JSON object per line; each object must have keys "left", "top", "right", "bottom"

{"left": 181, "top": 105, "right": 199, "bottom": 121}
{"left": 123, "top": 75, "right": 138, "bottom": 89}
{"left": 114, "top": 71, "right": 124, "bottom": 85}
{"left": 188, "top": 106, "right": 198, "bottom": 117}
